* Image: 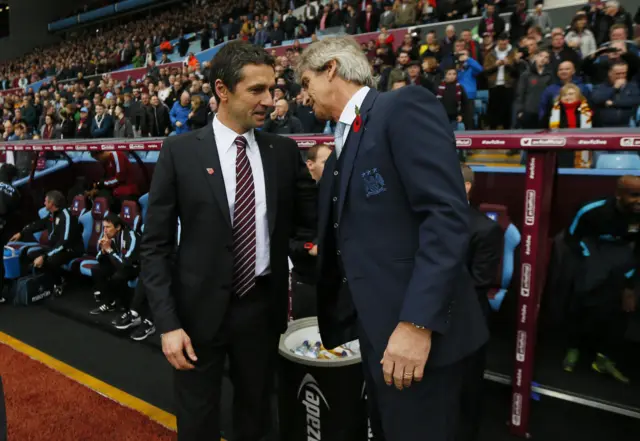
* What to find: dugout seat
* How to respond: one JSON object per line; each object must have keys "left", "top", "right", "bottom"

{"left": 70, "top": 195, "right": 88, "bottom": 218}
{"left": 120, "top": 200, "right": 142, "bottom": 233}
{"left": 66, "top": 197, "right": 109, "bottom": 275}
{"left": 479, "top": 203, "right": 521, "bottom": 311}
{"left": 138, "top": 193, "right": 149, "bottom": 225}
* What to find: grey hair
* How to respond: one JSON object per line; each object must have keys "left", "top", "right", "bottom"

{"left": 296, "top": 36, "right": 374, "bottom": 88}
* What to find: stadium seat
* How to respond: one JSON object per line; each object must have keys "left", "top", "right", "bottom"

{"left": 138, "top": 193, "right": 149, "bottom": 225}
{"left": 479, "top": 203, "right": 521, "bottom": 312}
{"left": 67, "top": 197, "right": 109, "bottom": 275}
{"left": 120, "top": 200, "right": 142, "bottom": 233}
{"left": 70, "top": 195, "right": 88, "bottom": 218}
{"left": 595, "top": 153, "right": 640, "bottom": 169}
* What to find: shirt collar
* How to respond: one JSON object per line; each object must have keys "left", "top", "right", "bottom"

{"left": 212, "top": 114, "right": 255, "bottom": 154}
{"left": 338, "top": 86, "right": 370, "bottom": 126}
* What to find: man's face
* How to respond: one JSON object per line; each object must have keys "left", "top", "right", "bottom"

{"left": 486, "top": 5, "right": 494, "bottom": 15}
{"left": 151, "top": 96, "right": 159, "bottom": 107}
{"left": 398, "top": 53, "right": 409, "bottom": 65}
{"left": 44, "top": 197, "right": 56, "bottom": 213}
{"left": 498, "top": 39, "right": 509, "bottom": 51}
{"left": 96, "top": 105, "right": 105, "bottom": 116}
{"left": 275, "top": 99, "right": 288, "bottom": 117}
{"left": 300, "top": 67, "right": 333, "bottom": 121}
{"left": 610, "top": 28, "right": 626, "bottom": 42}
{"left": 445, "top": 70, "right": 457, "bottom": 83}
{"left": 618, "top": 180, "right": 640, "bottom": 214}
{"left": 552, "top": 34, "right": 564, "bottom": 49}
{"left": 609, "top": 64, "right": 628, "bottom": 83}
{"left": 536, "top": 51, "right": 549, "bottom": 67}
{"left": 407, "top": 65, "right": 420, "bottom": 78}
{"left": 461, "top": 31, "right": 471, "bottom": 42}
{"left": 557, "top": 62, "right": 574, "bottom": 81}
{"left": 141, "top": 94, "right": 150, "bottom": 105}
{"left": 102, "top": 221, "right": 120, "bottom": 240}
{"left": 306, "top": 146, "right": 332, "bottom": 182}
{"left": 217, "top": 64, "right": 275, "bottom": 130}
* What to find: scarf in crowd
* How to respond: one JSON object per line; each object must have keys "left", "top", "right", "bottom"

{"left": 549, "top": 98, "right": 593, "bottom": 168}
{"left": 549, "top": 98, "right": 592, "bottom": 129}
{"left": 437, "top": 81, "right": 463, "bottom": 114}
{"left": 94, "top": 114, "right": 104, "bottom": 129}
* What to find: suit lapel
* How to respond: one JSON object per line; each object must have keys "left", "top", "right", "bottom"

{"left": 337, "top": 89, "right": 379, "bottom": 222}
{"left": 195, "top": 126, "right": 231, "bottom": 228}
{"left": 255, "top": 131, "right": 278, "bottom": 237}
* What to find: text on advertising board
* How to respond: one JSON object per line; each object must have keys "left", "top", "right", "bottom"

{"left": 520, "top": 263, "right": 531, "bottom": 298}
{"left": 524, "top": 190, "right": 536, "bottom": 226}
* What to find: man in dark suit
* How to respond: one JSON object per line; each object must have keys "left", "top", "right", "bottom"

{"left": 140, "top": 41, "right": 317, "bottom": 441}
{"left": 457, "top": 163, "right": 503, "bottom": 441}
{"left": 297, "top": 36, "right": 488, "bottom": 441}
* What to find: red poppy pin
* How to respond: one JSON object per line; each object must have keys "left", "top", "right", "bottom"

{"left": 353, "top": 105, "right": 362, "bottom": 133}
{"left": 206, "top": 168, "right": 214, "bottom": 175}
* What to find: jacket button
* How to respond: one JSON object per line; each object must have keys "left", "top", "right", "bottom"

{"left": 333, "top": 223, "right": 338, "bottom": 228}
{"left": 334, "top": 171, "right": 339, "bottom": 176}
{"left": 336, "top": 250, "right": 341, "bottom": 256}
{"left": 332, "top": 197, "right": 337, "bottom": 202}
{"left": 342, "top": 277, "right": 347, "bottom": 283}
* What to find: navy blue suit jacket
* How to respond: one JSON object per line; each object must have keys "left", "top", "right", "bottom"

{"left": 316, "top": 86, "right": 488, "bottom": 368}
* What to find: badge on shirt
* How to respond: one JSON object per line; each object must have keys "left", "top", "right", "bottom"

{"left": 206, "top": 168, "right": 214, "bottom": 175}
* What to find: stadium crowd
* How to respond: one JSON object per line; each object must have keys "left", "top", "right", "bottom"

{"left": 0, "top": 0, "right": 639, "bottom": 160}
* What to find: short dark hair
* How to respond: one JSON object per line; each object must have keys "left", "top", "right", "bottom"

{"left": 307, "top": 143, "right": 331, "bottom": 162}
{"left": 0, "top": 164, "right": 17, "bottom": 183}
{"left": 103, "top": 212, "right": 124, "bottom": 228}
{"left": 209, "top": 41, "right": 275, "bottom": 103}
{"left": 45, "top": 190, "right": 66, "bottom": 209}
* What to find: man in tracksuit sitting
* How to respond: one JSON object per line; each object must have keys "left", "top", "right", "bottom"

{"left": 90, "top": 212, "right": 140, "bottom": 315}
{"left": 11, "top": 190, "right": 82, "bottom": 296}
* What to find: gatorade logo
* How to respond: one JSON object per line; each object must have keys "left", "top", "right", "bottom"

{"left": 298, "top": 374, "right": 329, "bottom": 440}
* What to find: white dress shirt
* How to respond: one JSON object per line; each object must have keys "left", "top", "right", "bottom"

{"left": 213, "top": 116, "right": 270, "bottom": 276}
{"left": 334, "top": 86, "right": 370, "bottom": 158}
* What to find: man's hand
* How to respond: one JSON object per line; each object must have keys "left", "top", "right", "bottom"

{"left": 33, "top": 255, "right": 44, "bottom": 268}
{"left": 308, "top": 245, "right": 318, "bottom": 256}
{"left": 99, "top": 237, "right": 112, "bottom": 253}
{"left": 270, "top": 110, "right": 278, "bottom": 120}
{"left": 176, "top": 121, "right": 183, "bottom": 128}
{"left": 623, "top": 289, "right": 636, "bottom": 313}
{"left": 9, "top": 232, "right": 21, "bottom": 242}
{"left": 614, "top": 78, "right": 626, "bottom": 89}
{"left": 381, "top": 322, "right": 432, "bottom": 390}
{"left": 161, "top": 328, "right": 198, "bottom": 370}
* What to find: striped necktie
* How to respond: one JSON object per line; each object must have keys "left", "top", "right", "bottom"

{"left": 231, "top": 136, "right": 256, "bottom": 298}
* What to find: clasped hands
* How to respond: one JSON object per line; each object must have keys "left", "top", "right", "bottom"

{"left": 381, "top": 322, "right": 432, "bottom": 390}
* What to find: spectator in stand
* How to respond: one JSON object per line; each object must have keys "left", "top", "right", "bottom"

{"left": 592, "top": 62, "right": 640, "bottom": 127}
{"left": 441, "top": 25, "right": 457, "bottom": 59}
{"left": 170, "top": 90, "right": 191, "bottom": 135}
{"left": 114, "top": 106, "right": 135, "bottom": 138}
{"left": 76, "top": 108, "right": 92, "bottom": 139}
{"left": 437, "top": 0, "right": 467, "bottom": 23}
{"left": 406, "top": 60, "right": 433, "bottom": 90}
{"left": 91, "top": 104, "right": 114, "bottom": 139}
{"left": 515, "top": 49, "right": 552, "bottom": 129}
{"left": 422, "top": 57, "right": 443, "bottom": 91}
{"left": 186, "top": 95, "right": 208, "bottom": 131}
{"left": 303, "top": 0, "right": 318, "bottom": 35}
{"left": 484, "top": 33, "right": 519, "bottom": 129}
{"left": 59, "top": 109, "right": 76, "bottom": 139}
{"left": 419, "top": 31, "right": 437, "bottom": 57}
{"left": 40, "top": 114, "right": 61, "bottom": 140}
{"left": 592, "top": 0, "right": 634, "bottom": 45}
{"left": 360, "top": 4, "right": 379, "bottom": 33}
{"left": 461, "top": 29, "right": 482, "bottom": 62}
{"left": 478, "top": 1, "right": 506, "bottom": 39}
{"left": 566, "top": 12, "right": 598, "bottom": 59}
{"left": 526, "top": 1, "right": 552, "bottom": 35}
{"left": 148, "top": 96, "right": 171, "bottom": 137}
{"left": 283, "top": 9, "right": 299, "bottom": 40}
{"left": 345, "top": 5, "right": 359, "bottom": 35}
{"left": 582, "top": 39, "right": 639, "bottom": 85}
{"left": 436, "top": 68, "right": 469, "bottom": 131}
{"left": 510, "top": 0, "right": 529, "bottom": 45}
{"left": 539, "top": 61, "right": 590, "bottom": 124}
{"left": 291, "top": 90, "right": 325, "bottom": 134}
{"left": 453, "top": 44, "right": 483, "bottom": 101}
{"left": 379, "top": 3, "right": 395, "bottom": 29}
{"left": 395, "top": 0, "right": 417, "bottom": 28}
{"left": 548, "top": 28, "right": 582, "bottom": 81}
{"left": 270, "top": 21, "right": 285, "bottom": 46}
{"left": 264, "top": 98, "right": 304, "bottom": 134}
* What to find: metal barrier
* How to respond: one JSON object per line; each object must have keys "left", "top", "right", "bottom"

{"left": 1, "top": 129, "right": 639, "bottom": 437}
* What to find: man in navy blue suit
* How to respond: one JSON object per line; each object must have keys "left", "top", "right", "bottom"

{"left": 297, "top": 36, "right": 489, "bottom": 441}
